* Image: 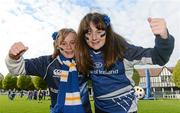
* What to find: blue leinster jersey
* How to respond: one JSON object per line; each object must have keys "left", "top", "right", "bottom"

{"left": 89, "top": 34, "right": 174, "bottom": 113}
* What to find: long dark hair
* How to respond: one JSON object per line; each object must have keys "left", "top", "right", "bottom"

{"left": 75, "top": 12, "right": 127, "bottom": 75}
{"left": 52, "top": 28, "right": 77, "bottom": 59}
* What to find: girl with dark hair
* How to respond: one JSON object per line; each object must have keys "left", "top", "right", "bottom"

{"left": 75, "top": 12, "right": 174, "bottom": 113}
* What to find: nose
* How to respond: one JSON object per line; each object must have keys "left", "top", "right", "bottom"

{"left": 66, "top": 43, "right": 72, "bottom": 50}
{"left": 92, "top": 33, "right": 98, "bottom": 40}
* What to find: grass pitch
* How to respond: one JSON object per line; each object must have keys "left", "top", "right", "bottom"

{"left": 1, "top": 95, "right": 180, "bottom": 113}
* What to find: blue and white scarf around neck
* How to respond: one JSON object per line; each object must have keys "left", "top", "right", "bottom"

{"left": 52, "top": 55, "right": 85, "bottom": 113}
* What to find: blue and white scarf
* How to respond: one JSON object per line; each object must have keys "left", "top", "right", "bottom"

{"left": 52, "top": 55, "right": 85, "bottom": 113}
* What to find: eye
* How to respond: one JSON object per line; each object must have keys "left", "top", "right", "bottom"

{"left": 85, "top": 32, "right": 91, "bottom": 37}
{"left": 70, "top": 41, "right": 75, "bottom": 45}
{"left": 61, "top": 42, "right": 67, "bottom": 46}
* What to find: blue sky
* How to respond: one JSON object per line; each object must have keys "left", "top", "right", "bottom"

{"left": 0, "top": 0, "right": 180, "bottom": 75}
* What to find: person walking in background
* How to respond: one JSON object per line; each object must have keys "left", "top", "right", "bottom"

{"left": 42, "top": 90, "right": 46, "bottom": 100}
{"left": 33, "top": 90, "right": 38, "bottom": 100}
{"left": 20, "top": 90, "right": 24, "bottom": 98}
{"left": 38, "top": 89, "right": 43, "bottom": 103}
{"left": 27, "top": 90, "right": 33, "bottom": 100}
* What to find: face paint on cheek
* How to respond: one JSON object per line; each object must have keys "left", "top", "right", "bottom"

{"left": 100, "top": 32, "right": 106, "bottom": 37}
{"left": 57, "top": 47, "right": 64, "bottom": 51}
{"left": 85, "top": 36, "right": 89, "bottom": 41}
{"left": 60, "top": 48, "right": 64, "bottom": 51}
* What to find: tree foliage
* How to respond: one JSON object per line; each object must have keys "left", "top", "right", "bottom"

{"left": 0, "top": 79, "right": 3, "bottom": 89}
{"left": 32, "top": 76, "right": 47, "bottom": 90}
{"left": 132, "top": 69, "right": 140, "bottom": 86}
{"left": 17, "top": 75, "right": 33, "bottom": 90}
{"left": 0, "top": 73, "right": 3, "bottom": 89}
{"left": 3, "top": 73, "right": 17, "bottom": 90}
{"left": 172, "top": 60, "right": 180, "bottom": 87}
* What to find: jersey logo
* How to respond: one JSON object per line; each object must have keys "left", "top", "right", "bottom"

{"left": 94, "top": 62, "right": 103, "bottom": 68}
{"left": 53, "top": 69, "right": 62, "bottom": 77}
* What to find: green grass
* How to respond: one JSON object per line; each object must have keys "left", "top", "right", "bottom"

{"left": 138, "top": 99, "right": 180, "bottom": 113}
{"left": 0, "top": 95, "right": 50, "bottom": 113}
{"left": 1, "top": 95, "right": 180, "bottom": 113}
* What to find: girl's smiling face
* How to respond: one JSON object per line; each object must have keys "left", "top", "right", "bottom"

{"left": 58, "top": 32, "right": 76, "bottom": 58}
{"left": 85, "top": 22, "right": 106, "bottom": 50}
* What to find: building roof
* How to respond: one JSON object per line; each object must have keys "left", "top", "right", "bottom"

{"left": 136, "top": 66, "right": 174, "bottom": 77}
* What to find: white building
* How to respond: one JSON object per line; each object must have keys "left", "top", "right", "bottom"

{"left": 138, "top": 67, "right": 180, "bottom": 99}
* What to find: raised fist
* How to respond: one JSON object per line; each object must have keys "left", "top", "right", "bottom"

{"left": 9, "top": 42, "right": 28, "bottom": 60}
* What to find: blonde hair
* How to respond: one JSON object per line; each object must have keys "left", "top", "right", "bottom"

{"left": 52, "top": 28, "right": 77, "bottom": 59}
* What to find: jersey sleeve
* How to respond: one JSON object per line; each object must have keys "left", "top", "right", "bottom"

{"left": 124, "top": 33, "right": 174, "bottom": 66}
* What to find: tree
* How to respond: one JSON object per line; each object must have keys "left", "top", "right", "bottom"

{"left": 3, "top": 73, "right": 17, "bottom": 90}
{"left": 32, "top": 76, "right": 47, "bottom": 90}
{"left": 132, "top": 69, "right": 140, "bottom": 86}
{"left": 0, "top": 73, "right": 3, "bottom": 89}
{"left": 17, "top": 75, "right": 33, "bottom": 90}
{"left": 0, "top": 73, "right": 4, "bottom": 80}
{"left": 0, "top": 79, "right": 3, "bottom": 89}
{"left": 28, "top": 78, "right": 35, "bottom": 90}
{"left": 172, "top": 60, "right": 180, "bottom": 87}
